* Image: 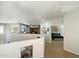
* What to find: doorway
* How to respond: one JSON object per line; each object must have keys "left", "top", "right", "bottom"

{"left": 51, "top": 25, "right": 64, "bottom": 48}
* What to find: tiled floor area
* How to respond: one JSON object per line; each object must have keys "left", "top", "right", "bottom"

{"left": 44, "top": 38, "right": 79, "bottom": 58}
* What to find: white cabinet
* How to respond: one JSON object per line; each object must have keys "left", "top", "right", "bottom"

{"left": 8, "top": 23, "right": 20, "bottom": 33}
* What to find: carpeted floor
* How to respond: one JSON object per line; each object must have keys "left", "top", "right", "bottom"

{"left": 44, "top": 38, "right": 79, "bottom": 58}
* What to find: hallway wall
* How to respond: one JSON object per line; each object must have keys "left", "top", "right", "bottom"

{"left": 64, "top": 9, "right": 79, "bottom": 55}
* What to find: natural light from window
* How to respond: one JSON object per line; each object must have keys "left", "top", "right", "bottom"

{"left": 0, "top": 25, "right": 4, "bottom": 34}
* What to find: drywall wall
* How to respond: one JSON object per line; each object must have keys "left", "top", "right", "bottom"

{"left": 40, "top": 22, "right": 52, "bottom": 43}
{"left": 0, "top": 37, "right": 44, "bottom": 58}
{"left": 64, "top": 9, "right": 79, "bottom": 55}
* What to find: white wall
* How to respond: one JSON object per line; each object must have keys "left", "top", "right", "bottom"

{"left": 64, "top": 9, "right": 79, "bottom": 55}
{"left": 40, "top": 22, "right": 51, "bottom": 43}
{"left": 49, "top": 16, "right": 63, "bottom": 26}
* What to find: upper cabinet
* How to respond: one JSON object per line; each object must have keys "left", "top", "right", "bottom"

{"left": 9, "top": 23, "right": 20, "bottom": 33}
{"left": 7, "top": 23, "right": 40, "bottom": 34}
{"left": 20, "top": 24, "right": 30, "bottom": 34}
{"left": 30, "top": 25, "right": 40, "bottom": 34}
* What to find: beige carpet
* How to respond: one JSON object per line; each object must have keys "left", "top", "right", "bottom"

{"left": 44, "top": 39, "right": 79, "bottom": 58}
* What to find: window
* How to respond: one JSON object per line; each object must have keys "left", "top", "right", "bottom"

{"left": 0, "top": 25, "right": 4, "bottom": 34}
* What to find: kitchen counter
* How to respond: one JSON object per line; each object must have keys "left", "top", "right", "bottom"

{"left": 0, "top": 36, "right": 44, "bottom": 58}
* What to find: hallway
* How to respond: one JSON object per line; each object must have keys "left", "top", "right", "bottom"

{"left": 44, "top": 39, "right": 79, "bottom": 58}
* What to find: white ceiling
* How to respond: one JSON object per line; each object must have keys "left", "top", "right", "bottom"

{"left": 0, "top": 1, "right": 79, "bottom": 24}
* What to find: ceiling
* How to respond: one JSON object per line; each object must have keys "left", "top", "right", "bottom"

{"left": 0, "top": 1, "right": 79, "bottom": 24}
